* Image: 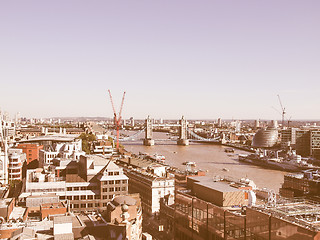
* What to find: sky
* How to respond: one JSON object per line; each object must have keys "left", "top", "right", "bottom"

{"left": 0, "top": 1, "right": 320, "bottom": 120}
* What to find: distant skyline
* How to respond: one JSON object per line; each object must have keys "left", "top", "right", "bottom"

{"left": 1, "top": 1, "right": 319, "bottom": 120}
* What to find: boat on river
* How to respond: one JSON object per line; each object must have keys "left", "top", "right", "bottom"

{"left": 182, "top": 161, "right": 196, "bottom": 167}
{"left": 150, "top": 153, "right": 166, "bottom": 163}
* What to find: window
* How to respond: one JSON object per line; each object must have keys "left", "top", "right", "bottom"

{"left": 109, "top": 187, "right": 114, "bottom": 192}
{"left": 122, "top": 180, "right": 127, "bottom": 184}
{"left": 122, "top": 187, "right": 126, "bottom": 191}
{"left": 81, "top": 204, "right": 86, "bottom": 208}
{"left": 109, "top": 180, "right": 114, "bottom": 184}
{"left": 114, "top": 172, "right": 119, "bottom": 176}
{"left": 88, "top": 195, "right": 93, "bottom": 199}
{"left": 115, "top": 180, "right": 120, "bottom": 184}
{"left": 103, "top": 195, "right": 108, "bottom": 199}
{"left": 81, "top": 195, "right": 86, "bottom": 200}
{"left": 74, "top": 204, "right": 79, "bottom": 208}
{"left": 109, "top": 195, "right": 113, "bottom": 199}
{"left": 115, "top": 187, "right": 120, "bottom": 191}
{"left": 67, "top": 187, "right": 72, "bottom": 191}
{"left": 60, "top": 196, "right": 66, "bottom": 200}
{"left": 95, "top": 203, "right": 99, "bottom": 207}
{"left": 88, "top": 203, "right": 93, "bottom": 208}
{"left": 103, "top": 188, "right": 108, "bottom": 192}
{"left": 74, "top": 187, "right": 79, "bottom": 191}
{"left": 74, "top": 196, "right": 79, "bottom": 200}
{"left": 103, "top": 203, "right": 107, "bottom": 207}
{"left": 67, "top": 196, "right": 72, "bottom": 200}
{"left": 81, "top": 187, "right": 86, "bottom": 190}
{"left": 108, "top": 172, "right": 114, "bottom": 176}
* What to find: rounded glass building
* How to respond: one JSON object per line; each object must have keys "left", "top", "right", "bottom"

{"left": 252, "top": 128, "right": 278, "bottom": 148}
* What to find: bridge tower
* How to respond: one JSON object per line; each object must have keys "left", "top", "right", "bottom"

{"left": 143, "top": 116, "right": 155, "bottom": 146}
{"left": 220, "top": 133, "right": 227, "bottom": 144}
{"left": 177, "top": 116, "right": 189, "bottom": 146}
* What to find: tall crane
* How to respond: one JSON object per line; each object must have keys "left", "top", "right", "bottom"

{"left": 277, "top": 94, "right": 286, "bottom": 129}
{"left": 108, "top": 90, "right": 126, "bottom": 150}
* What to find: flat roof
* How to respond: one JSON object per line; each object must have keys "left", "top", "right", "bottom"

{"left": 27, "top": 193, "right": 58, "bottom": 199}
{"left": 54, "top": 215, "right": 72, "bottom": 224}
{"left": 188, "top": 176, "right": 240, "bottom": 193}
{"left": 255, "top": 199, "right": 320, "bottom": 231}
{"left": 9, "top": 206, "right": 26, "bottom": 219}
{"left": 194, "top": 181, "right": 240, "bottom": 193}
{"left": 41, "top": 202, "right": 65, "bottom": 209}
{"left": 119, "top": 156, "right": 158, "bottom": 169}
{"left": 19, "top": 134, "right": 79, "bottom": 143}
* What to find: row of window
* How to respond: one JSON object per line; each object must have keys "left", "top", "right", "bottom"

{"left": 61, "top": 195, "right": 99, "bottom": 200}
{"left": 63, "top": 194, "right": 116, "bottom": 201}
{"left": 66, "top": 186, "right": 97, "bottom": 191}
{"left": 70, "top": 202, "right": 108, "bottom": 208}
{"left": 28, "top": 188, "right": 65, "bottom": 193}
{"left": 45, "top": 154, "right": 58, "bottom": 159}
{"left": 102, "top": 195, "right": 114, "bottom": 200}
{"left": 107, "top": 171, "right": 120, "bottom": 176}
{"left": 103, "top": 180, "right": 127, "bottom": 185}
{"left": 8, "top": 169, "right": 21, "bottom": 173}
{"left": 102, "top": 187, "right": 126, "bottom": 192}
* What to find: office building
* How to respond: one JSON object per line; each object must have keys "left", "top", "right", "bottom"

{"left": 22, "top": 155, "right": 128, "bottom": 211}
{"left": 16, "top": 143, "right": 43, "bottom": 166}
{"left": 281, "top": 128, "right": 297, "bottom": 148}
{"left": 8, "top": 149, "right": 26, "bottom": 181}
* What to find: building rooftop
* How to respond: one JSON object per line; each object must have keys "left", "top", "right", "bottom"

{"left": 188, "top": 176, "right": 243, "bottom": 193}
{"left": 53, "top": 216, "right": 72, "bottom": 224}
{"left": 41, "top": 202, "right": 65, "bottom": 210}
{"left": 54, "top": 233, "right": 74, "bottom": 240}
{"left": 10, "top": 227, "right": 35, "bottom": 239}
{"left": 85, "top": 155, "right": 110, "bottom": 166}
{"left": 112, "top": 195, "right": 137, "bottom": 206}
{"left": 118, "top": 155, "right": 159, "bottom": 169}
{"left": 9, "top": 206, "right": 26, "bottom": 220}
{"left": 255, "top": 198, "right": 320, "bottom": 231}
{"left": 27, "top": 193, "right": 58, "bottom": 199}
{"left": 19, "top": 134, "right": 80, "bottom": 143}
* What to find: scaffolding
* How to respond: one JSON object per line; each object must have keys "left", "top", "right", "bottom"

{"left": 256, "top": 198, "right": 320, "bottom": 231}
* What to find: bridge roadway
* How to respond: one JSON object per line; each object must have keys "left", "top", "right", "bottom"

{"left": 119, "top": 138, "right": 220, "bottom": 143}
{"left": 152, "top": 124, "right": 181, "bottom": 127}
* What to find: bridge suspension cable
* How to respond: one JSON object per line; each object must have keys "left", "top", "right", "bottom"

{"left": 187, "top": 128, "right": 220, "bottom": 142}
{"left": 110, "top": 128, "right": 146, "bottom": 142}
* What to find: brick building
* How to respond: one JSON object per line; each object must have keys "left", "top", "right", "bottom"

{"left": 16, "top": 143, "right": 43, "bottom": 166}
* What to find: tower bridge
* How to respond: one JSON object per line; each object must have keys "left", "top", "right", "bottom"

{"left": 143, "top": 116, "right": 189, "bottom": 146}
{"left": 115, "top": 116, "right": 222, "bottom": 146}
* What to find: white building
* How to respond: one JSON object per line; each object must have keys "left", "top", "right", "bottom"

{"left": 0, "top": 117, "right": 9, "bottom": 184}
{"left": 0, "top": 148, "right": 8, "bottom": 185}
{"left": 123, "top": 165, "right": 175, "bottom": 214}
{"left": 8, "top": 149, "right": 26, "bottom": 181}
{"left": 39, "top": 139, "right": 85, "bottom": 167}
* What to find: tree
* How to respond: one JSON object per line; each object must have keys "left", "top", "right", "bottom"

{"left": 78, "top": 133, "right": 96, "bottom": 154}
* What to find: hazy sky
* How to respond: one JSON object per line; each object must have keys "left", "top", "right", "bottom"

{"left": 1, "top": 1, "right": 319, "bottom": 120}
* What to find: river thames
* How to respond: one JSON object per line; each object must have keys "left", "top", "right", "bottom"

{"left": 123, "top": 132, "right": 287, "bottom": 192}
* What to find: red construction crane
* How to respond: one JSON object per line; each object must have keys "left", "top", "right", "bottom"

{"left": 108, "top": 90, "right": 126, "bottom": 150}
